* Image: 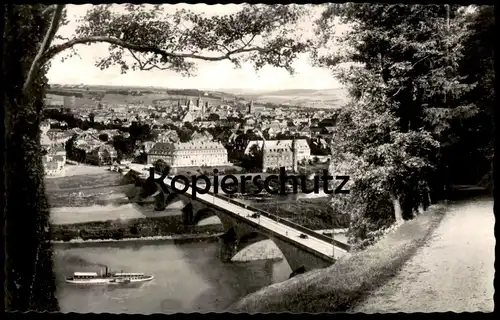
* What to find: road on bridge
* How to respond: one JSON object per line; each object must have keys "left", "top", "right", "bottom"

{"left": 160, "top": 175, "right": 349, "bottom": 260}
{"left": 353, "top": 197, "right": 494, "bottom": 313}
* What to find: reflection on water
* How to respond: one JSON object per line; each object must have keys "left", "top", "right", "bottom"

{"left": 54, "top": 241, "right": 291, "bottom": 313}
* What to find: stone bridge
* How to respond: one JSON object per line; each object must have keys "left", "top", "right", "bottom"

{"left": 126, "top": 166, "right": 350, "bottom": 278}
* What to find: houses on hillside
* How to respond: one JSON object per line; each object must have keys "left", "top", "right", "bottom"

{"left": 85, "top": 144, "right": 118, "bottom": 166}
{"left": 42, "top": 145, "right": 67, "bottom": 176}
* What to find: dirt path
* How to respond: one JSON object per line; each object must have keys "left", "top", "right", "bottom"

{"left": 354, "top": 197, "right": 495, "bottom": 313}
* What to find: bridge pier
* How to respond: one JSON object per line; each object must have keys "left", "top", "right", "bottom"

{"left": 182, "top": 202, "right": 194, "bottom": 225}
{"left": 270, "top": 236, "right": 332, "bottom": 277}
{"left": 218, "top": 228, "right": 238, "bottom": 261}
{"left": 218, "top": 228, "right": 269, "bottom": 262}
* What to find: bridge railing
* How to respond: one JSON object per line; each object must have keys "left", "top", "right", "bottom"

{"left": 191, "top": 182, "right": 351, "bottom": 252}
{"left": 223, "top": 195, "right": 351, "bottom": 252}
{"left": 153, "top": 170, "right": 350, "bottom": 252}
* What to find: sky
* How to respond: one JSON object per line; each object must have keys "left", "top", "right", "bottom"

{"left": 46, "top": 4, "right": 344, "bottom": 91}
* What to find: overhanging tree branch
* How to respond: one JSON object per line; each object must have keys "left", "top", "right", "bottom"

{"left": 23, "top": 5, "right": 308, "bottom": 94}
{"left": 41, "top": 36, "right": 274, "bottom": 68}
{"left": 41, "top": 5, "right": 56, "bottom": 16}
{"left": 23, "top": 4, "right": 65, "bottom": 94}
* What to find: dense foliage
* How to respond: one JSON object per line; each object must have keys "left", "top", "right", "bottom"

{"left": 4, "top": 5, "right": 59, "bottom": 311}
{"left": 314, "top": 4, "right": 493, "bottom": 247}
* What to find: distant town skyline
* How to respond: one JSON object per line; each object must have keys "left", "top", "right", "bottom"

{"left": 47, "top": 4, "right": 344, "bottom": 91}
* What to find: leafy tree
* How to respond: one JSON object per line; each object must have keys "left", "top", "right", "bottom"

{"left": 4, "top": 5, "right": 59, "bottom": 311}
{"left": 245, "top": 129, "right": 263, "bottom": 141}
{"left": 183, "top": 121, "right": 194, "bottom": 131}
{"left": 240, "top": 142, "right": 263, "bottom": 170}
{"left": 208, "top": 113, "right": 220, "bottom": 121}
{"left": 4, "top": 3, "right": 310, "bottom": 311}
{"left": 177, "top": 128, "right": 194, "bottom": 143}
{"left": 88, "top": 112, "right": 95, "bottom": 123}
{"left": 98, "top": 133, "right": 109, "bottom": 141}
{"left": 456, "top": 5, "right": 494, "bottom": 187}
{"left": 314, "top": 4, "right": 474, "bottom": 246}
{"left": 112, "top": 135, "right": 135, "bottom": 160}
{"left": 129, "top": 121, "right": 152, "bottom": 142}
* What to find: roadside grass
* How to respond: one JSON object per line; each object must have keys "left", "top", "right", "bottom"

{"left": 230, "top": 203, "right": 448, "bottom": 313}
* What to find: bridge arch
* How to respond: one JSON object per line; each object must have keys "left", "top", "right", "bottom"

{"left": 197, "top": 209, "right": 332, "bottom": 277}
{"left": 193, "top": 207, "right": 218, "bottom": 225}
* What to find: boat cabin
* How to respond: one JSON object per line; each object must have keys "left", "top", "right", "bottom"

{"left": 113, "top": 272, "right": 147, "bottom": 280}
{"left": 70, "top": 272, "right": 99, "bottom": 279}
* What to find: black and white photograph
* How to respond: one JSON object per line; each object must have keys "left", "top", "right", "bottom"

{"left": 3, "top": 2, "right": 495, "bottom": 314}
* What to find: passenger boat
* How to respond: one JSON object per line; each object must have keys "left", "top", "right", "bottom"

{"left": 65, "top": 266, "right": 154, "bottom": 285}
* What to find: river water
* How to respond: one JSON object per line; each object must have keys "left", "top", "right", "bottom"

{"left": 53, "top": 241, "right": 291, "bottom": 313}
{"left": 48, "top": 171, "right": 299, "bottom": 313}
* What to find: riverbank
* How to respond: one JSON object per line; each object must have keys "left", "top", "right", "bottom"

{"left": 230, "top": 202, "right": 448, "bottom": 313}
{"left": 51, "top": 215, "right": 224, "bottom": 242}
{"left": 52, "top": 232, "right": 223, "bottom": 248}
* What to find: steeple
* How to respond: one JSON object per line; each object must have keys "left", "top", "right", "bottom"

{"left": 202, "top": 101, "right": 209, "bottom": 116}
{"left": 292, "top": 135, "right": 298, "bottom": 173}
{"left": 261, "top": 138, "right": 266, "bottom": 172}
{"left": 197, "top": 96, "right": 202, "bottom": 109}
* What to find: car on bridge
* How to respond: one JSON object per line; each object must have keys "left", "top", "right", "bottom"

{"left": 248, "top": 213, "right": 260, "bottom": 219}
{"left": 299, "top": 233, "right": 309, "bottom": 239}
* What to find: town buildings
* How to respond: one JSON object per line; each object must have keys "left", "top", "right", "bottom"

{"left": 40, "top": 121, "right": 69, "bottom": 175}
{"left": 85, "top": 144, "right": 118, "bottom": 166}
{"left": 244, "top": 139, "right": 311, "bottom": 172}
{"left": 147, "top": 141, "right": 230, "bottom": 169}
{"left": 42, "top": 89, "right": 339, "bottom": 174}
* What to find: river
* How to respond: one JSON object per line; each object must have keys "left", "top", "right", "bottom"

{"left": 53, "top": 241, "right": 292, "bottom": 313}
{"left": 48, "top": 171, "right": 302, "bottom": 313}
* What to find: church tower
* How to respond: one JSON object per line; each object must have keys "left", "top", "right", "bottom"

{"left": 248, "top": 100, "right": 253, "bottom": 114}
{"left": 292, "top": 135, "right": 298, "bottom": 173}
{"left": 197, "top": 96, "right": 202, "bottom": 109}
{"left": 202, "top": 101, "right": 209, "bottom": 117}
{"left": 261, "top": 138, "right": 267, "bottom": 172}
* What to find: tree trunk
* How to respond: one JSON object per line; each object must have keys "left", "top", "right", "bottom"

{"left": 4, "top": 5, "right": 59, "bottom": 311}
{"left": 390, "top": 193, "right": 404, "bottom": 225}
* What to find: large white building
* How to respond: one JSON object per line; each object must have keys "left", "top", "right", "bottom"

{"left": 147, "top": 141, "right": 230, "bottom": 168}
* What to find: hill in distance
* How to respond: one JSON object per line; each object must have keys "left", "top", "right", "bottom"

{"left": 49, "top": 84, "right": 349, "bottom": 108}
{"left": 219, "top": 88, "right": 350, "bottom": 108}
